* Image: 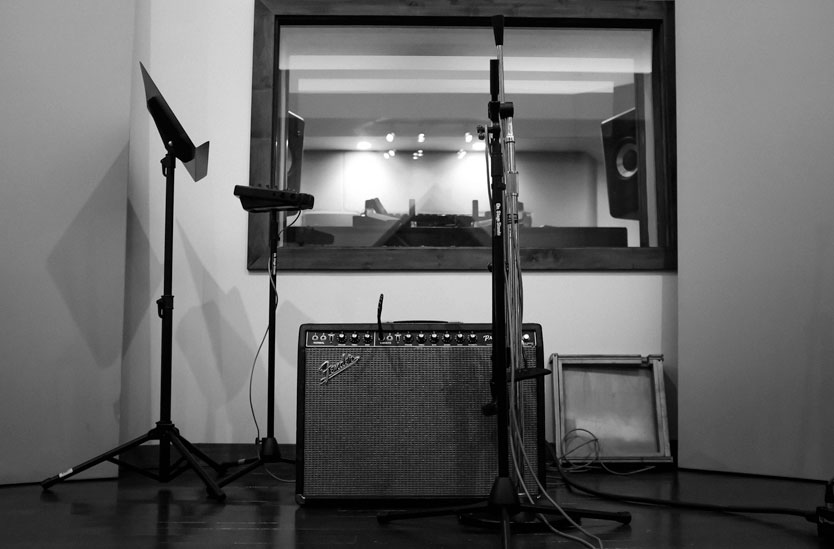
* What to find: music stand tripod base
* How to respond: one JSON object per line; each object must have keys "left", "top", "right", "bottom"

{"left": 41, "top": 420, "right": 226, "bottom": 501}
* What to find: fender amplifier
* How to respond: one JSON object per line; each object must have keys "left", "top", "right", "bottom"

{"left": 296, "top": 322, "right": 546, "bottom": 504}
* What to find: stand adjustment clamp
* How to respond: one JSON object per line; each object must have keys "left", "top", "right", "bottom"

{"left": 156, "top": 295, "right": 174, "bottom": 318}
{"left": 160, "top": 154, "right": 174, "bottom": 177}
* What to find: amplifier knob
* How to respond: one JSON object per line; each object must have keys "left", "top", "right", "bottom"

{"left": 522, "top": 333, "right": 531, "bottom": 343}
{"left": 468, "top": 333, "right": 478, "bottom": 343}
{"left": 416, "top": 332, "right": 426, "bottom": 343}
{"left": 404, "top": 333, "right": 413, "bottom": 343}
{"left": 337, "top": 333, "right": 346, "bottom": 343}
{"left": 350, "top": 332, "right": 359, "bottom": 343}
{"left": 363, "top": 333, "right": 372, "bottom": 343}
{"left": 455, "top": 333, "right": 465, "bottom": 343}
{"left": 442, "top": 333, "right": 451, "bottom": 343}
{"left": 430, "top": 333, "right": 439, "bottom": 343}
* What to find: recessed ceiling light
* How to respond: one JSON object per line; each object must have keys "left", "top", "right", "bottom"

{"left": 357, "top": 141, "right": 372, "bottom": 150}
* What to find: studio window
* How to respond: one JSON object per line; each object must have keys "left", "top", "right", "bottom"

{"left": 247, "top": 10, "right": 676, "bottom": 271}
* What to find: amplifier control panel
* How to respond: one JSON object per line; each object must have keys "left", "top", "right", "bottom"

{"left": 304, "top": 327, "right": 537, "bottom": 348}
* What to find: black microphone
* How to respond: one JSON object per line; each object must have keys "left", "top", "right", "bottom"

{"left": 377, "top": 294, "right": 384, "bottom": 339}
{"left": 492, "top": 15, "right": 504, "bottom": 47}
{"left": 489, "top": 59, "right": 500, "bottom": 126}
{"left": 490, "top": 59, "right": 499, "bottom": 102}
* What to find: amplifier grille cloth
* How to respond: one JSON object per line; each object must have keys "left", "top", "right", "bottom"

{"left": 301, "top": 345, "right": 540, "bottom": 500}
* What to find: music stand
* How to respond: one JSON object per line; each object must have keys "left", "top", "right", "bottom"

{"left": 42, "top": 63, "right": 225, "bottom": 500}
{"left": 216, "top": 185, "right": 313, "bottom": 487}
{"left": 376, "top": 18, "right": 631, "bottom": 548}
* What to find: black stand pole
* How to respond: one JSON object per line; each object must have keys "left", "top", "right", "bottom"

{"left": 377, "top": 17, "right": 630, "bottom": 547}
{"left": 41, "top": 151, "right": 226, "bottom": 501}
{"left": 216, "top": 210, "right": 294, "bottom": 488}
{"left": 377, "top": 104, "right": 627, "bottom": 549}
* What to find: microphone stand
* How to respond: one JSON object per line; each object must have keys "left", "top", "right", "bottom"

{"left": 377, "top": 16, "right": 631, "bottom": 548}
{"left": 216, "top": 209, "right": 294, "bottom": 487}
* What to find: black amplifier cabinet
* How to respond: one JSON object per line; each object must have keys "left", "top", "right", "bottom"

{"left": 296, "top": 322, "right": 545, "bottom": 504}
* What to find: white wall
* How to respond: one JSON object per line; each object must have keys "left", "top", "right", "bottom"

{"left": 0, "top": 0, "right": 675, "bottom": 487}
{"left": 123, "top": 0, "right": 258, "bottom": 443}
{"left": 123, "top": 1, "right": 677, "bottom": 450}
{"left": 677, "top": 0, "right": 834, "bottom": 479}
{"left": 11, "top": 0, "right": 832, "bottom": 489}
{"left": 0, "top": 0, "right": 134, "bottom": 483}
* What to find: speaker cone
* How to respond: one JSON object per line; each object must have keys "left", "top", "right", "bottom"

{"left": 601, "top": 108, "right": 640, "bottom": 220}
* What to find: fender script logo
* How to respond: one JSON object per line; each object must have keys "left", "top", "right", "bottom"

{"left": 319, "top": 353, "right": 361, "bottom": 385}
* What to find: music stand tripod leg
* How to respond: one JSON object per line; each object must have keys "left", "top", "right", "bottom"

{"left": 41, "top": 431, "right": 154, "bottom": 490}
{"left": 166, "top": 429, "right": 225, "bottom": 500}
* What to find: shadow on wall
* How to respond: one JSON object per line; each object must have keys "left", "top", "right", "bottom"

{"left": 118, "top": 192, "right": 162, "bottom": 435}
{"left": 46, "top": 144, "right": 130, "bottom": 370}
{"left": 275, "top": 299, "right": 316, "bottom": 368}
{"left": 121, "top": 199, "right": 161, "bottom": 354}
{"left": 175, "top": 224, "right": 261, "bottom": 438}
{"left": 799, "top": 224, "right": 834, "bottom": 461}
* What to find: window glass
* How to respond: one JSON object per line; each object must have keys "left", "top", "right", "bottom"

{"left": 279, "top": 25, "right": 655, "bottom": 250}
{"left": 256, "top": 19, "right": 674, "bottom": 270}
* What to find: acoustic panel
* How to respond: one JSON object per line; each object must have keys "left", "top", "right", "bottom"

{"left": 551, "top": 354, "right": 672, "bottom": 464}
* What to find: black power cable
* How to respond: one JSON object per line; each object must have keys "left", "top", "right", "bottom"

{"left": 548, "top": 445, "right": 817, "bottom": 523}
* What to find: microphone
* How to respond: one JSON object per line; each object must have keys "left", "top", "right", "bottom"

{"left": 377, "top": 293, "right": 384, "bottom": 339}
{"left": 492, "top": 15, "right": 504, "bottom": 47}
{"left": 490, "top": 59, "right": 499, "bottom": 102}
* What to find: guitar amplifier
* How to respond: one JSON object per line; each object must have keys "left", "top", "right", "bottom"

{"left": 296, "top": 322, "right": 546, "bottom": 504}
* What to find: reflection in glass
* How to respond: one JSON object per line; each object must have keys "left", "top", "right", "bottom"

{"left": 275, "top": 25, "right": 655, "bottom": 250}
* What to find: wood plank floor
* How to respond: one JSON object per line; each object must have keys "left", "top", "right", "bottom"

{"left": 4, "top": 459, "right": 831, "bottom": 548}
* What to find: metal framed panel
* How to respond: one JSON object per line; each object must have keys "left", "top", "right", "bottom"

{"left": 551, "top": 354, "right": 672, "bottom": 463}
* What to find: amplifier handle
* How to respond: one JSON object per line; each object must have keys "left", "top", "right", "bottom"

{"left": 390, "top": 320, "right": 453, "bottom": 323}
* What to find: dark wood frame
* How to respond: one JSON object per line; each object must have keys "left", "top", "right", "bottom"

{"left": 247, "top": 0, "right": 676, "bottom": 272}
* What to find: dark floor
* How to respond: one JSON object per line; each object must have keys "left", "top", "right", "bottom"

{"left": 5, "top": 456, "right": 832, "bottom": 548}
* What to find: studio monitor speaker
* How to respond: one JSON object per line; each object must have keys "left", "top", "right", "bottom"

{"left": 601, "top": 107, "right": 641, "bottom": 220}
{"left": 296, "top": 322, "right": 545, "bottom": 504}
{"left": 286, "top": 111, "right": 304, "bottom": 190}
